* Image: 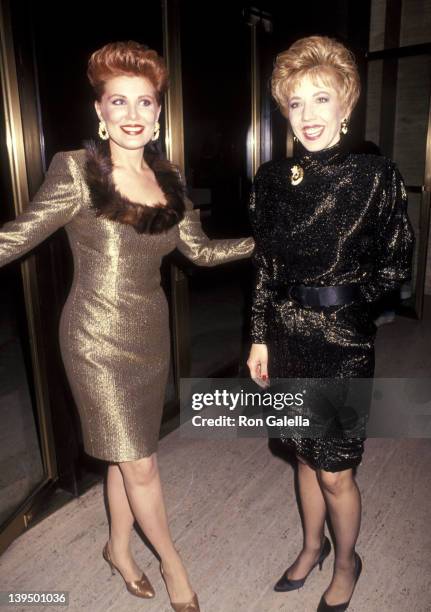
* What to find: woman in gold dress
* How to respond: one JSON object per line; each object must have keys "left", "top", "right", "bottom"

{"left": 0, "top": 41, "right": 254, "bottom": 611}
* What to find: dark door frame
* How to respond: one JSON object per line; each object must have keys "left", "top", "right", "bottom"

{"left": 366, "top": 0, "right": 431, "bottom": 319}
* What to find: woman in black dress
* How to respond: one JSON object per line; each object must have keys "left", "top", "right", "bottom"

{"left": 247, "top": 36, "right": 414, "bottom": 611}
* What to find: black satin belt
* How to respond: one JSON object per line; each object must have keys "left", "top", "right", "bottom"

{"left": 275, "top": 284, "right": 362, "bottom": 307}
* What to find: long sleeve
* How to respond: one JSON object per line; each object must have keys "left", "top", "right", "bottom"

{"left": 176, "top": 196, "right": 254, "bottom": 266}
{"left": 361, "top": 161, "right": 415, "bottom": 303}
{"left": 249, "top": 168, "right": 273, "bottom": 344}
{"left": 0, "top": 152, "right": 82, "bottom": 267}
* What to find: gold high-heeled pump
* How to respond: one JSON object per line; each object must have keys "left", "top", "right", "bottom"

{"left": 102, "top": 542, "right": 155, "bottom": 599}
{"left": 170, "top": 593, "right": 200, "bottom": 612}
{"left": 160, "top": 563, "right": 200, "bottom": 611}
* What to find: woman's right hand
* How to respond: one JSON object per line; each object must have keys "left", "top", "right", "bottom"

{"left": 247, "top": 343, "right": 269, "bottom": 388}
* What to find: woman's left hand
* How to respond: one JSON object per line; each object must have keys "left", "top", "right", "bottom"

{"left": 247, "top": 343, "right": 270, "bottom": 388}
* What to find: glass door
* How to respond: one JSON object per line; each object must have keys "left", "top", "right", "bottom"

{"left": 0, "top": 1, "right": 56, "bottom": 554}
{"left": 178, "top": 4, "right": 274, "bottom": 378}
{"left": 366, "top": 0, "right": 431, "bottom": 318}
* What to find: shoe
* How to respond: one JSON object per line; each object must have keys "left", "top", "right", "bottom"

{"left": 160, "top": 563, "right": 200, "bottom": 611}
{"left": 170, "top": 593, "right": 200, "bottom": 612}
{"left": 274, "top": 536, "right": 332, "bottom": 592}
{"left": 102, "top": 541, "right": 155, "bottom": 599}
{"left": 316, "top": 552, "right": 362, "bottom": 611}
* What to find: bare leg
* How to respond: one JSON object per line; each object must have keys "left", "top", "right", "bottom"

{"left": 317, "top": 468, "right": 361, "bottom": 605}
{"left": 118, "top": 453, "right": 194, "bottom": 603}
{"left": 285, "top": 456, "right": 328, "bottom": 579}
{"left": 105, "top": 464, "right": 142, "bottom": 581}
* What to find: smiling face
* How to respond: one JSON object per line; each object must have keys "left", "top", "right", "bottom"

{"left": 95, "top": 75, "right": 161, "bottom": 150}
{"left": 287, "top": 72, "right": 346, "bottom": 152}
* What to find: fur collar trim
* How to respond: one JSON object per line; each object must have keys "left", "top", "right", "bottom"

{"left": 84, "top": 140, "right": 185, "bottom": 234}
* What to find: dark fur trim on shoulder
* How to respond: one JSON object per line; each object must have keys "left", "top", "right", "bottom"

{"left": 83, "top": 139, "right": 185, "bottom": 234}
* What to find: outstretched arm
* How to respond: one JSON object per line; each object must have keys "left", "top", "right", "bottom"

{"left": 0, "top": 152, "right": 82, "bottom": 267}
{"left": 176, "top": 196, "right": 254, "bottom": 266}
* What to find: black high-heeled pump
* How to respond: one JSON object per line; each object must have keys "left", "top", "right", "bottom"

{"left": 316, "top": 552, "right": 362, "bottom": 612}
{"left": 274, "top": 536, "right": 332, "bottom": 592}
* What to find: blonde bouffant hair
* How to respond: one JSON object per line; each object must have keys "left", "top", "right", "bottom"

{"left": 271, "top": 36, "right": 360, "bottom": 118}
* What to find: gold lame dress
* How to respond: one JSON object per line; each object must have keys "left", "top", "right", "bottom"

{"left": 0, "top": 144, "right": 254, "bottom": 461}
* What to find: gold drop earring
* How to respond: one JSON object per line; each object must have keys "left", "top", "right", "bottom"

{"left": 98, "top": 119, "right": 109, "bottom": 140}
{"left": 152, "top": 121, "right": 160, "bottom": 141}
{"left": 340, "top": 118, "right": 348, "bottom": 135}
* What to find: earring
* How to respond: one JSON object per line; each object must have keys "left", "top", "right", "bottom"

{"left": 98, "top": 119, "right": 109, "bottom": 140}
{"left": 340, "top": 118, "right": 348, "bottom": 135}
{"left": 293, "top": 134, "right": 298, "bottom": 143}
{"left": 152, "top": 121, "right": 160, "bottom": 141}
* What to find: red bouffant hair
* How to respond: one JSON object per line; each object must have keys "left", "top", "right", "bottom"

{"left": 87, "top": 41, "right": 169, "bottom": 103}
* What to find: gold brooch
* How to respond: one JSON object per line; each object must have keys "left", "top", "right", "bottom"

{"left": 290, "top": 164, "right": 304, "bottom": 186}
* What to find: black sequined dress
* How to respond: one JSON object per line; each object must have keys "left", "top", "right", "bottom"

{"left": 249, "top": 140, "right": 414, "bottom": 472}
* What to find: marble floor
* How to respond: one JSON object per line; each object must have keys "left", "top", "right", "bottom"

{"left": 1, "top": 297, "right": 430, "bottom": 612}
{"left": 0, "top": 434, "right": 430, "bottom": 612}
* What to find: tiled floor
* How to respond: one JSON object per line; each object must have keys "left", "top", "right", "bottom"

{"left": 1, "top": 298, "right": 430, "bottom": 612}
{"left": 1, "top": 434, "right": 430, "bottom": 612}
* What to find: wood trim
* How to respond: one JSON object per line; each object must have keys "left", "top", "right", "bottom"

{"left": 383, "top": 0, "right": 402, "bottom": 49}
{"left": 415, "top": 190, "right": 431, "bottom": 318}
{"left": 162, "top": 0, "right": 190, "bottom": 388}
{"left": 250, "top": 23, "right": 261, "bottom": 177}
{"left": 424, "top": 84, "right": 431, "bottom": 191}
{"left": 415, "top": 87, "right": 431, "bottom": 317}
{"left": 367, "top": 42, "right": 431, "bottom": 60}
{"left": 378, "top": 0, "right": 402, "bottom": 157}
{"left": 162, "top": 0, "right": 185, "bottom": 172}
